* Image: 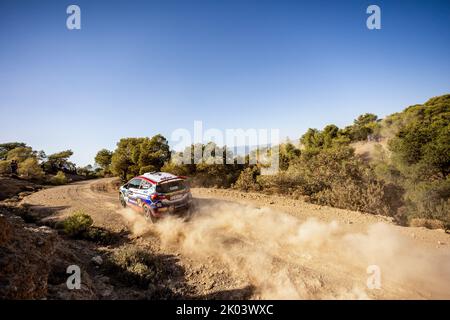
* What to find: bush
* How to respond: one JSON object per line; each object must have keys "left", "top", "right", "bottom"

{"left": 0, "top": 160, "right": 11, "bottom": 175}
{"left": 383, "top": 95, "right": 450, "bottom": 225}
{"left": 233, "top": 166, "right": 261, "bottom": 191}
{"left": 312, "top": 178, "right": 390, "bottom": 215}
{"left": 409, "top": 218, "right": 447, "bottom": 231}
{"left": 59, "top": 212, "right": 117, "bottom": 243}
{"left": 255, "top": 147, "right": 397, "bottom": 215}
{"left": 106, "top": 247, "right": 165, "bottom": 287}
{"left": 161, "top": 161, "right": 191, "bottom": 177}
{"left": 18, "top": 158, "right": 44, "bottom": 180}
{"left": 50, "top": 171, "right": 68, "bottom": 185}
{"left": 62, "top": 210, "right": 93, "bottom": 237}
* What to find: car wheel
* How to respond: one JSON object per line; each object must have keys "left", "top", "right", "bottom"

{"left": 143, "top": 205, "right": 157, "bottom": 223}
{"left": 119, "top": 194, "right": 127, "bottom": 208}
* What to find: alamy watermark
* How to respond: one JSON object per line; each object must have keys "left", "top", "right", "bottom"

{"left": 66, "top": 265, "right": 81, "bottom": 290}
{"left": 65, "top": 5, "right": 380, "bottom": 31}
{"left": 366, "top": 5, "right": 381, "bottom": 30}
{"left": 170, "top": 121, "right": 280, "bottom": 175}
{"left": 66, "top": 5, "right": 81, "bottom": 30}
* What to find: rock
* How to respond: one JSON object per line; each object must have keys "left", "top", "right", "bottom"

{"left": 91, "top": 255, "right": 103, "bottom": 266}
{"left": 100, "top": 287, "right": 113, "bottom": 298}
{"left": 0, "top": 208, "right": 56, "bottom": 299}
{"left": 18, "top": 191, "right": 33, "bottom": 198}
{"left": 0, "top": 214, "right": 13, "bottom": 244}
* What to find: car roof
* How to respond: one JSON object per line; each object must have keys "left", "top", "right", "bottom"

{"left": 138, "top": 172, "right": 181, "bottom": 184}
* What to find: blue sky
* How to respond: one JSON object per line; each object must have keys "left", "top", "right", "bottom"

{"left": 1, "top": 0, "right": 449, "bottom": 166}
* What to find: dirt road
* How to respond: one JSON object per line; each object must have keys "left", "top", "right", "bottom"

{"left": 22, "top": 178, "right": 450, "bottom": 299}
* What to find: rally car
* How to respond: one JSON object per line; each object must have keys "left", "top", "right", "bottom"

{"left": 119, "top": 172, "right": 193, "bottom": 222}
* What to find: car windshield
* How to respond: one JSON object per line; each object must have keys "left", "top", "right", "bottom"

{"left": 156, "top": 180, "right": 186, "bottom": 193}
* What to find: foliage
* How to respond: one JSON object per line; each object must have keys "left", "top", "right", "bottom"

{"left": 95, "top": 149, "right": 113, "bottom": 172}
{"left": 257, "top": 147, "right": 397, "bottom": 215}
{"left": 161, "top": 160, "right": 191, "bottom": 177}
{"left": 300, "top": 124, "right": 350, "bottom": 150}
{"left": 42, "top": 150, "right": 75, "bottom": 174}
{"left": 233, "top": 166, "right": 261, "bottom": 191}
{"left": 380, "top": 95, "right": 450, "bottom": 224}
{"left": 110, "top": 135, "right": 170, "bottom": 180}
{"left": 99, "top": 94, "right": 450, "bottom": 227}
{"left": 348, "top": 113, "right": 380, "bottom": 141}
{"left": 0, "top": 160, "right": 11, "bottom": 174}
{"left": 6, "top": 146, "right": 35, "bottom": 163}
{"left": 18, "top": 157, "right": 45, "bottom": 180}
{"left": 76, "top": 165, "right": 97, "bottom": 178}
{"left": 0, "top": 142, "right": 27, "bottom": 160}
{"left": 0, "top": 143, "right": 81, "bottom": 182}
{"left": 49, "top": 171, "right": 68, "bottom": 185}
{"left": 106, "top": 247, "right": 165, "bottom": 287}
{"left": 62, "top": 210, "right": 94, "bottom": 237}
{"left": 279, "top": 141, "right": 301, "bottom": 170}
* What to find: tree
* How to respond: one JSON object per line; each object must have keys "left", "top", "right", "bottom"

{"left": 110, "top": 135, "right": 171, "bottom": 180}
{"left": 300, "top": 125, "right": 342, "bottom": 150}
{"left": 300, "top": 128, "right": 323, "bottom": 150}
{"left": 111, "top": 149, "right": 131, "bottom": 180}
{"left": 0, "top": 142, "right": 27, "bottom": 160}
{"left": 138, "top": 134, "right": 170, "bottom": 170}
{"left": 42, "top": 150, "right": 75, "bottom": 173}
{"left": 6, "top": 146, "right": 35, "bottom": 163}
{"left": 95, "top": 149, "right": 113, "bottom": 171}
{"left": 18, "top": 158, "right": 45, "bottom": 180}
{"left": 322, "top": 124, "right": 340, "bottom": 148}
{"left": 389, "top": 95, "right": 450, "bottom": 179}
{"left": 77, "top": 165, "right": 95, "bottom": 177}
{"left": 354, "top": 113, "right": 378, "bottom": 127}
{"left": 0, "top": 160, "right": 10, "bottom": 174}
{"left": 279, "top": 142, "right": 300, "bottom": 170}
{"left": 348, "top": 113, "right": 379, "bottom": 141}
{"left": 385, "top": 94, "right": 450, "bottom": 221}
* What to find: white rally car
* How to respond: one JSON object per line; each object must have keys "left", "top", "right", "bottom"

{"left": 119, "top": 172, "right": 193, "bottom": 222}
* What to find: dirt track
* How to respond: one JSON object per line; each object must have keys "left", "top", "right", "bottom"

{"left": 22, "top": 178, "right": 450, "bottom": 299}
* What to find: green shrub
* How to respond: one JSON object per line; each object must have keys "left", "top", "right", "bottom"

{"left": 106, "top": 247, "right": 165, "bottom": 287}
{"left": 50, "top": 171, "right": 68, "bottom": 185}
{"left": 62, "top": 210, "right": 93, "bottom": 237}
{"left": 161, "top": 161, "right": 191, "bottom": 177}
{"left": 312, "top": 178, "right": 390, "bottom": 215}
{"left": 0, "top": 160, "right": 11, "bottom": 175}
{"left": 381, "top": 95, "right": 450, "bottom": 225}
{"left": 255, "top": 147, "right": 397, "bottom": 215}
{"left": 59, "top": 212, "right": 117, "bottom": 243}
{"left": 18, "top": 158, "right": 44, "bottom": 180}
{"left": 233, "top": 166, "right": 261, "bottom": 191}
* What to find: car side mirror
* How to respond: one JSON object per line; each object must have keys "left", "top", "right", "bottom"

{"left": 123, "top": 184, "right": 129, "bottom": 189}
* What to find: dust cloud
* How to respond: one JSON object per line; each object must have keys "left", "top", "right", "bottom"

{"left": 117, "top": 207, "right": 153, "bottom": 237}
{"left": 119, "top": 201, "right": 450, "bottom": 299}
